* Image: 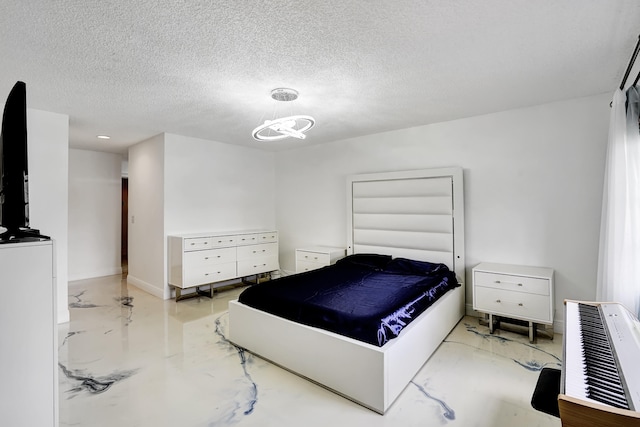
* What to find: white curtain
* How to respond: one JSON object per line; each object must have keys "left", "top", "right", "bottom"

{"left": 596, "top": 87, "right": 640, "bottom": 318}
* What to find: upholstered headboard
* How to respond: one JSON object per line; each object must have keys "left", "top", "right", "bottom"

{"left": 346, "top": 167, "right": 465, "bottom": 284}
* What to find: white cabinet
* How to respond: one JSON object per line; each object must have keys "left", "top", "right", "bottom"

{"left": 295, "top": 246, "right": 346, "bottom": 273}
{"left": 169, "top": 230, "right": 279, "bottom": 300}
{"left": 472, "top": 262, "right": 554, "bottom": 342}
{"left": 0, "top": 240, "right": 57, "bottom": 426}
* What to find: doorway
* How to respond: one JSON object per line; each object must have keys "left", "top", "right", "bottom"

{"left": 121, "top": 177, "right": 128, "bottom": 274}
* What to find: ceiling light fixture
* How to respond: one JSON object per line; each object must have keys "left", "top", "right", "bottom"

{"left": 252, "top": 88, "right": 315, "bottom": 141}
{"left": 97, "top": 135, "right": 111, "bottom": 140}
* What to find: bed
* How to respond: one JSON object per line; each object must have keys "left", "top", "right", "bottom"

{"left": 228, "top": 167, "right": 465, "bottom": 413}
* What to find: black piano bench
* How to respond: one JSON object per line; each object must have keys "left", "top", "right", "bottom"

{"left": 531, "top": 367, "right": 561, "bottom": 418}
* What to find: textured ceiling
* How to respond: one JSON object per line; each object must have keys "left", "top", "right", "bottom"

{"left": 1, "top": 1, "right": 640, "bottom": 153}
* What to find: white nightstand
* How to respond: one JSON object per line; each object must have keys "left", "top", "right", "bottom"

{"left": 295, "top": 246, "right": 346, "bottom": 273}
{"left": 473, "top": 262, "right": 554, "bottom": 342}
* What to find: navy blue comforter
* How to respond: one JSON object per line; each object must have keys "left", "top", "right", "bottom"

{"left": 237, "top": 254, "right": 459, "bottom": 346}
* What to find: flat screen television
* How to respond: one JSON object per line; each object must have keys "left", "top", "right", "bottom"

{"left": 0, "top": 81, "right": 49, "bottom": 242}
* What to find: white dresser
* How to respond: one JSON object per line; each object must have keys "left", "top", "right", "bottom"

{"left": 0, "top": 240, "right": 57, "bottom": 426}
{"left": 169, "top": 230, "right": 279, "bottom": 300}
{"left": 472, "top": 262, "right": 554, "bottom": 342}
{"left": 295, "top": 246, "right": 346, "bottom": 273}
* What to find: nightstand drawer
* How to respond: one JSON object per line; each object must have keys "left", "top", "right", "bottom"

{"left": 475, "top": 287, "right": 551, "bottom": 323}
{"left": 296, "top": 260, "right": 326, "bottom": 273}
{"left": 295, "top": 246, "right": 345, "bottom": 273}
{"left": 474, "top": 271, "right": 549, "bottom": 296}
{"left": 296, "top": 251, "right": 330, "bottom": 265}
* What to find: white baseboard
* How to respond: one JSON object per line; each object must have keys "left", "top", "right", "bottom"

{"left": 57, "top": 307, "right": 70, "bottom": 324}
{"left": 465, "top": 303, "right": 480, "bottom": 318}
{"left": 68, "top": 266, "right": 122, "bottom": 282}
{"left": 127, "top": 274, "right": 166, "bottom": 299}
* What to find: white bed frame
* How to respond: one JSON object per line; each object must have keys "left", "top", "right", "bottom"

{"left": 228, "top": 167, "right": 465, "bottom": 414}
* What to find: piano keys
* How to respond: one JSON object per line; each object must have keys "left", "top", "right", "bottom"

{"left": 559, "top": 300, "right": 640, "bottom": 426}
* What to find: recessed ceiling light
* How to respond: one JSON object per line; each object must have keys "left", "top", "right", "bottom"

{"left": 97, "top": 135, "right": 111, "bottom": 140}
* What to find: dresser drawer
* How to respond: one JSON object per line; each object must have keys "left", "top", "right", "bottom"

{"left": 184, "top": 247, "right": 236, "bottom": 268}
{"left": 236, "top": 234, "right": 259, "bottom": 246}
{"left": 237, "top": 243, "right": 278, "bottom": 260}
{"left": 474, "top": 271, "right": 549, "bottom": 296}
{"left": 183, "top": 237, "right": 213, "bottom": 251}
{"left": 237, "top": 256, "right": 279, "bottom": 277}
{"left": 296, "top": 250, "right": 330, "bottom": 265}
{"left": 257, "top": 232, "right": 278, "bottom": 244}
{"left": 182, "top": 262, "right": 237, "bottom": 288}
{"left": 475, "top": 287, "right": 551, "bottom": 323}
{"left": 210, "top": 235, "right": 237, "bottom": 247}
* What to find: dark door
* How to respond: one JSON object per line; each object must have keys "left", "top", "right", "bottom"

{"left": 121, "top": 178, "right": 128, "bottom": 262}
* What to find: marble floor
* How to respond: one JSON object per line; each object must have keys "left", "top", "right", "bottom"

{"left": 59, "top": 274, "right": 563, "bottom": 427}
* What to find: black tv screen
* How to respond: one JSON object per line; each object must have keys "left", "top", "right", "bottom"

{"left": 0, "top": 81, "right": 48, "bottom": 242}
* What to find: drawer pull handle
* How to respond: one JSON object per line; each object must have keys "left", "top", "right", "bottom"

{"left": 494, "top": 280, "right": 523, "bottom": 286}
{"left": 205, "top": 257, "right": 209, "bottom": 260}
{"left": 496, "top": 299, "right": 501, "bottom": 303}
{"left": 518, "top": 303, "right": 523, "bottom": 306}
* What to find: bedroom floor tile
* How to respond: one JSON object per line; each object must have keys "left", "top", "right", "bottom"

{"left": 59, "top": 275, "right": 562, "bottom": 427}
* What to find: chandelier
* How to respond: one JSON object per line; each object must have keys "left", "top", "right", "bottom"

{"left": 252, "top": 88, "right": 315, "bottom": 141}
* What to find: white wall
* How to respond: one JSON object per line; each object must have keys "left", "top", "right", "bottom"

{"left": 27, "top": 108, "right": 70, "bottom": 323}
{"left": 127, "top": 133, "right": 276, "bottom": 300}
{"left": 127, "top": 134, "right": 165, "bottom": 299}
{"left": 164, "top": 133, "right": 276, "bottom": 234}
{"left": 275, "top": 92, "right": 611, "bottom": 332}
{"left": 68, "top": 149, "right": 123, "bottom": 281}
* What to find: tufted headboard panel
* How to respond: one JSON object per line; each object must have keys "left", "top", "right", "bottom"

{"left": 346, "top": 168, "right": 465, "bottom": 283}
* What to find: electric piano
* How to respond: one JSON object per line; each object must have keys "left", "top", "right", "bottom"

{"left": 559, "top": 300, "right": 640, "bottom": 426}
